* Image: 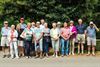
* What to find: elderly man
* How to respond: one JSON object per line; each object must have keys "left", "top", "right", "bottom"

{"left": 34, "top": 21, "right": 43, "bottom": 59}
{"left": 1, "top": 21, "right": 11, "bottom": 58}
{"left": 76, "top": 19, "right": 87, "bottom": 55}
{"left": 86, "top": 21, "right": 99, "bottom": 56}
{"left": 19, "top": 17, "right": 27, "bottom": 30}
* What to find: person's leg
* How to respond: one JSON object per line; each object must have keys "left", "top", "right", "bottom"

{"left": 81, "top": 34, "right": 85, "bottom": 54}
{"left": 6, "top": 38, "right": 10, "bottom": 57}
{"left": 81, "top": 43, "right": 84, "bottom": 54}
{"left": 87, "top": 37, "right": 91, "bottom": 56}
{"left": 52, "top": 40, "right": 55, "bottom": 56}
{"left": 65, "top": 40, "right": 69, "bottom": 56}
{"left": 61, "top": 39, "right": 65, "bottom": 56}
{"left": 35, "top": 41, "right": 38, "bottom": 58}
{"left": 43, "top": 39, "right": 46, "bottom": 56}
{"left": 1, "top": 37, "right": 6, "bottom": 57}
{"left": 25, "top": 41, "right": 30, "bottom": 58}
{"left": 13, "top": 42, "right": 19, "bottom": 58}
{"left": 77, "top": 34, "right": 80, "bottom": 54}
{"left": 92, "top": 38, "right": 96, "bottom": 56}
{"left": 55, "top": 39, "right": 59, "bottom": 57}
{"left": 45, "top": 41, "right": 49, "bottom": 57}
{"left": 10, "top": 42, "right": 14, "bottom": 58}
{"left": 69, "top": 40, "right": 72, "bottom": 55}
{"left": 92, "top": 45, "right": 95, "bottom": 56}
{"left": 78, "top": 43, "right": 80, "bottom": 54}
{"left": 20, "top": 41, "right": 24, "bottom": 56}
{"left": 87, "top": 45, "right": 91, "bottom": 55}
{"left": 72, "top": 39, "right": 75, "bottom": 55}
{"left": 39, "top": 39, "right": 43, "bottom": 58}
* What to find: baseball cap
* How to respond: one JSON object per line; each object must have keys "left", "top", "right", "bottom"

{"left": 90, "top": 21, "right": 94, "bottom": 24}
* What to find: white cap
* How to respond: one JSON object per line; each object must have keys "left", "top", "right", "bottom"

{"left": 36, "top": 21, "right": 40, "bottom": 24}
{"left": 90, "top": 21, "right": 94, "bottom": 24}
{"left": 57, "top": 22, "right": 61, "bottom": 25}
{"left": 4, "top": 21, "right": 8, "bottom": 24}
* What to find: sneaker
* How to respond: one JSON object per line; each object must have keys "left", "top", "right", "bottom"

{"left": 86, "top": 53, "right": 90, "bottom": 56}
{"left": 69, "top": 53, "right": 71, "bottom": 55}
{"left": 72, "top": 53, "right": 75, "bottom": 55}
{"left": 56, "top": 55, "right": 58, "bottom": 58}
{"left": 11, "top": 57, "right": 14, "bottom": 59}
{"left": 3, "top": 55, "right": 6, "bottom": 58}
{"left": 15, "top": 56, "right": 19, "bottom": 59}
{"left": 92, "top": 53, "right": 96, "bottom": 56}
{"left": 26, "top": 56, "right": 29, "bottom": 59}
{"left": 52, "top": 54, "right": 55, "bottom": 57}
{"left": 7, "top": 54, "right": 10, "bottom": 58}
{"left": 35, "top": 55, "right": 38, "bottom": 58}
{"left": 46, "top": 54, "right": 49, "bottom": 58}
{"left": 40, "top": 55, "right": 43, "bottom": 59}
{"left": 61, "top": 55, "right": 64, "bottom": 57}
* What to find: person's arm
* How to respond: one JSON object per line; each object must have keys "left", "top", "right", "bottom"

{"left": 1, "top": 27, "right": 4, "bottom": 35}
{"left": 72, "top": 26, "right": 77, "bottom": 34}
{"left": 20, "top": 29, "right": 26, "bottom": 38}
{"left": 38, "top": 32, "right": 43, "bottom": 41}
{"left": 50, "top": 29, "right": 53, "bottom": 38}
{"left": 60, "top": 28, "right": 66, "bottom": 39}
{"left": 93, "top": 24, "right": 99, "bottom": 32}
{"left": 15, "top": 30, "right": 18, "bottom": 38}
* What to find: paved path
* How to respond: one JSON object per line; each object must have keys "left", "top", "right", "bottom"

{"left": 0, "top": 51, "right": 100, "bottom": 67}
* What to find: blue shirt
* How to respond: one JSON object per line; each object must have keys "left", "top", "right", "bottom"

{"left": 1, "top": 27, "right": 11, "bottom": 36}
{"left": 34, "top": 27, "right": 43, "bottom": 39}
{"left": 76, "top": 24, "right": 86, "bottom": 34}
{"left": 20, "top": 23, "right": 27, "bottom": 30}
{"left": 86, "top": 26, "right": 96, "bottom": 38}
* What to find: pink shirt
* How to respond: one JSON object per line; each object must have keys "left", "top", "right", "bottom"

{"left": 69, "top": 26, "right": 77, "bottom": 39}
{"left": 61, "top": 27, "right": 70, "bottom": 38}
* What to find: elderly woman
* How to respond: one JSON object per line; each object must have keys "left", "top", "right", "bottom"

{"left": 50, "top": 22, "right": 60, "bottom": 57}
{"left": 20, "top": 23, "right": 33, "bottom": 58}
{"left": 60, "top": 22, "right": 70, "bottom": 57}
{"left": 16, "top": 24, "right": 25, "bottom": 57}
{"left": 43, "top": 23, "right": 50, "bottom": 57}
{"left": 8, "top": 25, "right": 19, "bottom": 59}
{"left": 69, "top": 20, "right": 77, "bottom": 55}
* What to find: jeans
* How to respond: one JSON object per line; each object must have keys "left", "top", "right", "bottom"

{"left": 43, "top": 37, "right": 49, "bottom": 53}
{"left": 25, "top": 40, "right": 32, "bottom": 56}
{"left": 61, "top": 38, "right": 69, "bottom": 55}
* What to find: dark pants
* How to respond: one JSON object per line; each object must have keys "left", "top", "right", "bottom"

{"left": 25, "top": 40, "right": 32, "bottom": 56}
{"left": 43, "top": 36, "right": 50, "bottom": 53}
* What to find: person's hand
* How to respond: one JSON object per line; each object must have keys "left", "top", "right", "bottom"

{"left": 54, "top": 37, "right": 59, "bottom": 41}
{"left": 70, "top": 32, "right": 73, "bottom": 35}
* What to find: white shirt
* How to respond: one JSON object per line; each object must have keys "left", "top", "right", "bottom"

{"left": 8, "top": 30, "right": 18, "bottom": 42}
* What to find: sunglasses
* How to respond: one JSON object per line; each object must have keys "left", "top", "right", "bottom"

{"left": 4, "top": 23, "right": 8, "bottom": 24}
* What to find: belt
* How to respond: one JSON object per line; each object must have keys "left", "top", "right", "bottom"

{"left": 2, "top": 35, "right": 7, "bottom": 37}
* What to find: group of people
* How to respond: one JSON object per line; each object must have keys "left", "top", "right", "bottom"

{"left": 0, "top": 18, "right": 99, "bottom": 59}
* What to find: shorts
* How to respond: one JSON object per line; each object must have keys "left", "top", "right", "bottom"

{"left": 87, "top": 37, "right": 96, "bottom": 46}
{"left": 77, "top": 34, "right": 85, "bottom": 43}
{"left": 18, "top": 40, "right": 24, "bottom": 47}
{"left": 1, "top": 37, "right": 9, "bottom": 46}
